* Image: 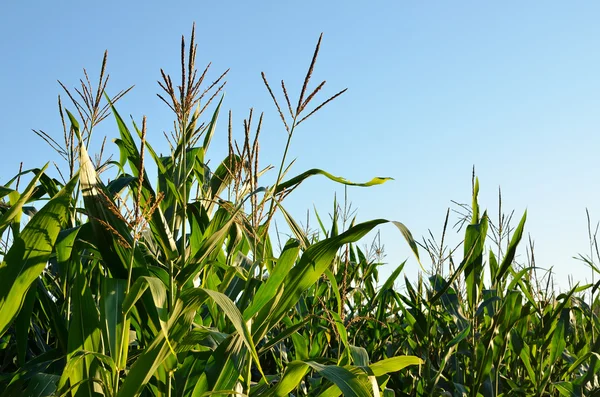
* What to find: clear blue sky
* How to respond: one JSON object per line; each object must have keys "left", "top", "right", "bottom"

{"left": 2, "top": 1, "right": 599, "bottom": 290}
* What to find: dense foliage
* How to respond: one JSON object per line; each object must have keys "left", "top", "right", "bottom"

{"left": 0, "top": 28, "right": 599, "bottom": 397}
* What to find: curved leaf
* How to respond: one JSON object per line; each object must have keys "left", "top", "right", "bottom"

{"left": 274, "top": 168, "right": 392, "bottom": 195}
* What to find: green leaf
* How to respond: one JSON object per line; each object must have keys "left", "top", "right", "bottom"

{"left": 117, "top": 299, "right": 187, "bottom": 397}
{"left": 101, "top": 278, "right": 129, "bottom": 369}
{"left": 305, "top": 361, "right": 372, "bottom": 397}
{"left": 109, "top": 101, "right": 179, "bottom": 261}
{"left": 325, "top": 268, "right": 343, "bottom": 316}
{"left": 202, "top": 95, "right": 223, "bottom": 150}
{"left": 0, "top": 163, "right": 49, "bottom": 237}
{"left": 122, "top": 276, "right": 174, "bottom": 354}
{"left": 549, "top": 308, "right": 569, "bottom": 364}
{"left": 23, "top": 373, "right": 60, "bottom": 397}
{"left": 275, "top": 169, "right": 392, "bottom": 195}
{"left": 372, "top": 261, "right": 405, "bottom": 307}
{"left": 182, "top": 288, "right": 265, "bottom": 380}
{"left": 65, "top": 109, "right": 81, "bottom": 140}
{"left": 253, "top": 219, "right": 388, "bottom": 340}
{"left": 553, "top": 381, "right": 581, "bottom": 397}
{"left": 208, "top": 154, "right": 241, "bottom": 212}
{"left": 258, "top": 318, "right": 310, "bottom": 355}
{"left": 66, "top": 265, "right": 103, "bottom": 397}
{"left": 464, "top": 212, "right": 488, "bottom": 311}
{"left": 471, "top": 177, "right": 480, "bottom": 223}
{"left": 428, "top": 231, "right": 484, "bottom": 305}
{"left": 350, "top": 346, "right": 370, "bottom": 367}
{"left": 79, "top": 133, "right": 135, "bottom": 278}
{"left": 267, "top": 360, "right": 310, "bottom": 397}
{"left": 446, "top": 324, "right": 471, "bottom": 349}
{"left": 390, "top": 222, "right": 422, "bottom": 269}
{"left": 0, "top": 174, "right": 77, "bottom": 337}
{"left": 15, "top": 285, "right": 37, "bottom": 366}
{"left": 268, "top": 360, "right": 372, "bottom": 397}
{"left": 243, "top": 239, "right": 300, "bottom": 321}
{"left": 369, "top": 356, "right": 423, "bottom": 376}
{"left": 495, "top": 211, "right": 527, "bottom": 284}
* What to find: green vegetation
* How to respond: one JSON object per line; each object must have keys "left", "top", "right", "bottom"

{"left": 1, "top": 27, "right": 599, "bottom": 397}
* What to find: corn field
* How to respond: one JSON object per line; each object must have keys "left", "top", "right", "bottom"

{"left": 0, "top": 27, "right": 599, "bottom": 397}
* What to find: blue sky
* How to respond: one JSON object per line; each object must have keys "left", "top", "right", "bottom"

{"left": 2, "top": 1, "right": 600, "bottom": 290}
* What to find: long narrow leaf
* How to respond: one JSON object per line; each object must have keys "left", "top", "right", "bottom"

{"left": 0, "top": 174, "right": 77, "bottom": 337}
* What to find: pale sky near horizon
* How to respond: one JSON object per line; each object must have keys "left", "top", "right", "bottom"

{"left": 2, "top": 1, "right": 600, "bottom": 291}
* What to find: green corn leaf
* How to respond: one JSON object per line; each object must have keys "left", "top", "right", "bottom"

{"left": 174, "top": 354, "right": 204, "bottom": 397}
{"left": 566, "top": 352, "right": 592, "bottom": 376}
{"left": 372, "top": 261, "right": 405, "bottom": 308}
{"left": 15, "top": 284, "right": 37, "bottom": 366}
{"left": 66, "top": 266, "right": 103, "bottom": 397}
{"left": 464, "top": 212, "right": 488, "bottom": 311}
{"left": 291, "top": 331, "right": 309, "bottom": 361}
{"left": 23, "top": 373, "right": 60, "bottom": 397}
{"left": 331, "top": 311, "right": 350, "bottom": 363}
{"left": 553, "top": 381, "right": 581, "bottom": 397}
{"left": 253, "top": 219, "right": 388, "bottom": 340}
{"left": 36, "top": 280, "right": 69, "bottom": 355}
{"left": 350, "top": 346, "right": 370, "bottom": 367}
{"left": 267, "top": 360, "right": 310, "bottom": 397}
{"left": 202, "top": 95, "right": 223, "bottom": 150}
{"left": 313, "top": 205, "right": 329, "bottom": 236}
{"left": 122, "top": 276, "right": 175, "bottom": 354}
{"left": 177, "top": 213, "right": 236, "bottom": 286}
{"left": 109, "top": 101, "right": 179, "bottom": 261}
{"left": 0, "top": 163, "right": 49, "bottom": 237}
{"left": 182, "top": 288, "right": 266, "bottom": 380}
{"left": 79, "top": 131, "right": 135, "bottom": 278}
{"left": 208, "top": 154, "right": 241, "bottom": 213}
{"left": 268, "top": 360, "right": 372, "bottom": 397}
{"left": 274, "top": 169, "right": 392, "bottom": 195}
{"left": 305, "top": 361, "right": 372, "bottom": 397}
{"left": 0, "top": 174, "right": 77, "bottom": 337}
{"left": 0, "top": 185, "right": 13, "bottom": 200}
{"left": 258, "top": 318, "right": 310, "bottom": 355}
{"left": 117, "top": 298, "right": 187, "bottom": 397}
{"left": 369, "top": 356, "right": 423, "bottom": 376}
{"left": 324, "top": 268, "right": 343, "bottom": 316}
{"left": 495, "top": 211, "right": 527, "bottom": 284}
{"left": 243, "top": 239, "right": 300, "bottom": 321}
{"left": 428, "top": 233, "right": 483, "bottom": 305}
{"left": 519, "top": 343, "right": 536, "bottom": 384}
{"left": 391, "top": 222, "right": 423, "bottom": 270}
{"left": 489, "top": 250, "right": 499, "bottom": 282}
{"left": 65, "top": 109, "right": 81, "bottom": 140}
{"left": 203, "top": 334, "right": 246, "bottom": 394}
{"left": 471, "top": 177, "right": 480, "bottom": 223}
{"left": 549, "top": 308, "right": 569, "bottom": 364}
{"left": 277, "top": 203, "right": 310, "bottom": 249}
{"left": 101, "top": 278, "right": 129, "bottom": 370}
{"left": 446, "top": 324, "right": 471, "bottom": 349}
{"left": 55, "top": 226, "right": 81, "bottom": 297}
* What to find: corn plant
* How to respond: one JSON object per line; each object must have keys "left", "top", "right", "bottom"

{"left": 361, "top": 179, "right": 600, "bottom": 397}
{"left": 0, "top": 26, "right": 422, "bottom": 397}
{"left": 3, "top": 24, "right": 600, "bottom": 397}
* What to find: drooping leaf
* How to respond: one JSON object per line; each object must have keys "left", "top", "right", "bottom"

{"left": 275, "top": 169, "right": 392, "bottom": 195}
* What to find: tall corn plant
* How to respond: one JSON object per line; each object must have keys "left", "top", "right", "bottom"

{"left": 0, "top": 26, "right": 421, "bottom": 397}
{"left": 368, "top": 179, "right": 600, "bottom": 397}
